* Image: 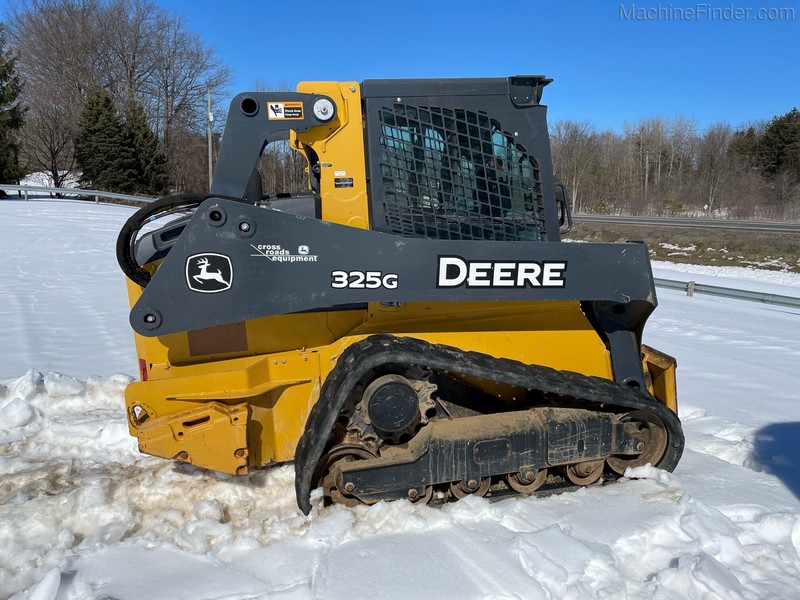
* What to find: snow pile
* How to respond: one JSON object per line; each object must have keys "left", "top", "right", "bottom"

{"left": 0, "top": 371, "right": 136, "bottom": 597}
{"left": 658, "top": 242, "right": 697, "bottom": 256}
{"left": 19, "top": 172, "right": 80, "bottom": 189}
{"left": 3, "top": 368, "right": 799, "bottom": 600}
{"left": 2, "top": 198, "right": 800, "bottom": 599}
{"left": 652, "top": 260, "right": 800, "bottom": 295}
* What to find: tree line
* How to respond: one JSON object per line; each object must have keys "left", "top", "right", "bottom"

{"left": 551, "top": 110, "right": 800, "bottom": 220}
{"left": 1, "top": 0, "right": 229, "bottom": 195}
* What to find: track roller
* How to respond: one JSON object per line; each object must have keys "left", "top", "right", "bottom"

{"left": 507, "top": 468, "right": 548, "bottom": 493}
{"left": 564, "top": 459, "right": 605, "bottom": 486}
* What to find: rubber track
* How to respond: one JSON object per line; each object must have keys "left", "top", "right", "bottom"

{"left": 294, "top": 334, "right": 685, "bottom": 514}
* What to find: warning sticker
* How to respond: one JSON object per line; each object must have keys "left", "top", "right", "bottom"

{"left": 334, "top": 177, "right": 354, "bottom": 188}
{"left": 267, "top": 101, "right": 303, "bottom": 120}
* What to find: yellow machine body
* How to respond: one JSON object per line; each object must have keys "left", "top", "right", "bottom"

{"left": 120, "top": 78, "right": 679, "bottom": 501}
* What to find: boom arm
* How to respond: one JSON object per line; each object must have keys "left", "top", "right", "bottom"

{"left": 210, "top": 92, "right": 337, "bottom": 200}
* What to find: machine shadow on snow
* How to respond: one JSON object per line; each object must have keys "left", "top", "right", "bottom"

{"left": 753, "top": 422, "right": 800, "bottom": 500}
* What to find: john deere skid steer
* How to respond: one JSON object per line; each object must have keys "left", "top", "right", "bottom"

{"left": 117, "top": 76, "right": 684, "bottom": 513}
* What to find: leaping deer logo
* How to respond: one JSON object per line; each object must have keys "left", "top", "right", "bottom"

{"left": 193, "top": 257, "right": 230, "bottom": 286}
{"left": 186, "top": 253, "right": 233, "bottom": 293}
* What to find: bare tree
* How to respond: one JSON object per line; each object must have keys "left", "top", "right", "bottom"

{"left": 621, "top": 119, "right": 665, "bottom": 214}
{"left": 551, "top": 120, "right": 597, "bottom": 213}
{"left": 767, "top": 169, "right": 800, "bottom": 219}
{"left": 144, "top": 14, "right": 229, "bottom": 166}
{"left": 167, "top": 127, "right": 208, "bottom": 192}
{"left": 99, "top": 0, "right": 164, "bottom": 106}
{"left": 19, "top": 83, "right": 77, "bottom": 188}
{"left": 696, "top": 124, "right": 734, "bottom": 215}
{"left": 9, "top": 0, "right": 229, "bottom": 189}
{"left": 9, "top": 0, "right": 105, "bottom": 183}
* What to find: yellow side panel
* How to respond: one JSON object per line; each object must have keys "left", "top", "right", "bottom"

{"left": 126, "top": 278, "right": 169, "bottom": 378}
{"left": 357, "top": 301, "right": 612, "bottom": 377}
{"left": 126, "top": 348, "right": 319, "bottom": 467}
{"left": 295, "top": 81, "right": 370, "bottom": 228}
{"left": 642, "top": 344, "right": 678, "bottom": 413}
{"left": 124, "top": 299, "right": 618, "bottom": 471}
{"left": 136, "top": 401, "right": 249, "bottom": 475}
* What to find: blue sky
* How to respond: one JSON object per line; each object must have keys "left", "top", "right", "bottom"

{"left": 6, "top": 0, "right": 800, "bottom": 132}
{"left": 158, "top": 0, "right": 799, "bottom": 132}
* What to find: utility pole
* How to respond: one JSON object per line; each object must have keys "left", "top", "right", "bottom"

{"left": 207, "top": 85, "right": 214, "bottom": 191}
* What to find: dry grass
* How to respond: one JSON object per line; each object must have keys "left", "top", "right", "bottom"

{"left": 564, "top": 223, "right": 800, "bottom": 273}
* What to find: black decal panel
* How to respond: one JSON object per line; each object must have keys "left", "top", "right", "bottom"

{"left": 131, "top": 199, "right": 655, "bottom": 336}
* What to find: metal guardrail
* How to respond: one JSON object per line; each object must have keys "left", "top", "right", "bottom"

{"left": 0, "top": 184, "right": 156, "bottom": 205}
{"left": 655, "top": 278, "right": 800, "bottom": 309}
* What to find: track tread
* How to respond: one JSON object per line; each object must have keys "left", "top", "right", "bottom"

{"left": 295, "top": 334, "right": 684, "bottom": 514}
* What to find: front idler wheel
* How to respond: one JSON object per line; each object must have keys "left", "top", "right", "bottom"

{"left": 607, "top": 410, "right": 668, "bottom": 474}
{"left": 319, "top": 444, "right": 378, "bottom": 506}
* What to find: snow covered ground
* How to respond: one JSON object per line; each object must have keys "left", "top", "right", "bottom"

{"left": 17, "top": 172, "right": 81, "bottom": 190}
{"left": 2, "top": 197, "right": 800, "bottom": 599}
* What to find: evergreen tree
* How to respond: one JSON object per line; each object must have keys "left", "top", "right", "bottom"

{"left": 74, "top": 87, "right": 138, "bottom": 192}
{"left": 124, "top": 100, "right": 168, "bottom": 195}
{"left": 730, "top": 127, "right": 761, "bottom": 169}
{"left": 758, "top": 108, "right": 800, "bottom": 180}
{"left": 0, "top": 24, "right": 25, "bottom": 186}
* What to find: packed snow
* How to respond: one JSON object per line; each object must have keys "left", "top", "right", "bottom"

{"left": 17, "top": 172, "right": 81, "bottom": 190}
{"left": 2, "top": 196, "right": 800, "bottom": 599}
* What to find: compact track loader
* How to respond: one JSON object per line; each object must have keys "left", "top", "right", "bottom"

{"left": 117, "top": 76, "right": 684, "bottom": 513}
